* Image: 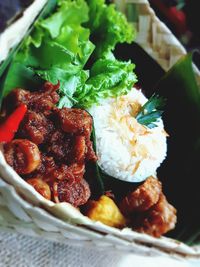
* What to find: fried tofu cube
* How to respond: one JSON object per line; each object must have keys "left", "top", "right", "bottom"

{"left": 85, "top": 195, "right": 126, "bottom": 228}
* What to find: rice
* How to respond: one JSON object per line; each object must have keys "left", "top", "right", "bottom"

{"left": 88, "top": 88, "right": 167, "bottom": 183}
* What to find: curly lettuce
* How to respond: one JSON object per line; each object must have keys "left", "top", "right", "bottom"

{"left": 86, "top": 0, "right": 135, "bottom": 58}
{"left": 74, "top": 54, "right": 137, "bottom": 108}
{"left": 2, "top": 0, "right": 137, "bottom": 108}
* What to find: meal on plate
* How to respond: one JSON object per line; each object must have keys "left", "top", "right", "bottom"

{"left": 0, "top": 0, "right": 177, "bottom": 238}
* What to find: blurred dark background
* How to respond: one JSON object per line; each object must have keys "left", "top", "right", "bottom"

{"left": 149, "top": 0, "right": 200, "bottom": 52}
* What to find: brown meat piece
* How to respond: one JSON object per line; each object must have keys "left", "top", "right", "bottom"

{"left": 28, "top": 92, "right": 59, "bottom": 116}
{"left": 2, "top": 88, "right": 30, "bottom": 115}
{"left": 55, "top": 108, "right": 92, "bottom": 136}
{"left": 4, "top": 139, "right": 41, "bottom": 175}
{"left": 3, "top": 82, "right": 59, "bottom": 115}
{"left": 49, "top": 165, "right": 74, "bottom": 183}
{"left": 27, "top": 155, "right": 56, "bottom": 181}
{"left": 33, "top": 81, "right": 60, "bottom": 105}
{"left": 46, "top": 130, "right": 73, "bottom": 163}
{"left": 47, "top": 163, "right": 88, "bottom": 205}
{"left": 53, "top": 178, "right": 90, "bottom": 207}
{"left": 71, "top": 136, "right": 97, "bottom": 163}
{"left": 72, "top": 135, "right": 86, "bottom": 163}
{"left": 119, "top": 176, "right": 162, "bottom": 215}
{"left": 3, "top": 82, "right": 60, "bottom": 115}
{"left": 25, "top": 156, "right": 88, "bottom": 205}
{"left": 27, "top": 178, "right": 51, "bottom": 200}
{"left": 25, "top": 81, "right": 60, "bottom": 110}
{"left": 3, "top": 82, "right": 96, "bottom": 208}
{"left": 29, "top": 98, "right": 56, "bottom": 116}
{"left": 18, "top": 111, "right": 54, "bottom": 145}
{"left": 67, "top": 163, "right": 85, "bottom": 180}
{"left": 85, "top": 137, "right": 98, "bottom": 162}
{"left": 48, "top": 164, "right": 85, "bottom": 184}
{"left": 133, "top": 193, "right": 177, "bottom": 237}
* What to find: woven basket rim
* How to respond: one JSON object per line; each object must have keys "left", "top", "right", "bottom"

{"left": 0, "top": 0, "right": 200, "bottom": 258}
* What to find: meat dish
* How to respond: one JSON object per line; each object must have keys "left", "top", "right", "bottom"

{"left": 3, "top": 82, "right": 96, "bottom": 207}
{"left": 1, "top": 82, "right": 177, "bottom": 237}
{"left": 0, "top": 0, "right": 178, "bottom": 239}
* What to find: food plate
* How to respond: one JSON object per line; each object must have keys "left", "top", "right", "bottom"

{"left": 0, "top": 0, "right": 200, "bottom": 259}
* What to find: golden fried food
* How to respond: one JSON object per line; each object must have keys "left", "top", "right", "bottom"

{"left": 119, "top": 176, "right": 162, "bottom": 215}
{"left": 85, "top": 195, "right": 126, "bottom": 228}
{"left": 133, "top": 193, "right": 177, "bottom": 237}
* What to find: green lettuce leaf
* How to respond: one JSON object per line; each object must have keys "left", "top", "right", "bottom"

{"left": 1, "top": 0, "right": 137, "bottom": 108}
{"left": 2, "top": 0, "right": 95, "bottom": 106}
{"left": 74, "top": 54, "right": 137, "bottom": 107}
{"left": 86, "top": 0, "right": 135, "bottom": 58}
{"left": 40, "top": 0, "right": 89, "bottom": 38}
{"left": 37, "top": 68, "right": 90, "bottom": 108}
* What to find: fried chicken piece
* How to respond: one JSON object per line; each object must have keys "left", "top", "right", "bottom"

{"left": 72, "top": 135, "right": 86, "bottom": 163}
{"left": 2, "top": 82, "right": 97, "bottom": 208}
{"left": 3, "top": 82, "right": 60, "bottom": 115}
{"left": 53, "top": 178, "right": 90, "bottom": 207}
{"left": 28, "top": 81, "right": 60, "bottom": 113}
{"left": 133, "top": 193, "right": 177, "bottom": 237}
{"left": 18, "top": 111, "right": 54, "bottom": 145}
{"left": 119, "top": 176, "right": 162, "bottom": 215}
{"left": 46, "top": 130, "right": 73, "bottom": 163}
{"left": 55, "top": 108, "right": 92, "bottom": 136}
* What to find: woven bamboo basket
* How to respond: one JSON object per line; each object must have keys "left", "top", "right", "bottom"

{"left": 0, "top": 0, "right": 200, "bottom": 260}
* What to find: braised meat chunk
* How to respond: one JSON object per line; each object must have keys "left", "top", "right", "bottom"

{"left": 3, "top": 82, "right": 60, "bottom": 115}
{"left": 2, "top": 81, "right": 177, "bottom": 237}
{"left": 120, "top": 176, "right": 162, "bottom": 215}
{"left": 53, "top": 178, "right": 90, "bottom": 207}
{"left": 55, "top": 108, "right": 92, "bottom": 136}
{"left": 119, "top": 176, "right": 176, "bottom": 237}
{"left": 3, "top": 82, "right": 96, "bottom": 208}
{"left": 18, "top": 111, "right": 54, "bottom": 145}
{"left": 72, "top": 135, "right": 87, "bottom": 163}
{"left": 30, "top": 155, "right": 56, "bottom": 179}
{"left": 27, "top": 82, "right": 60, "bottom": 115}
{"left": 133, "top": 193, "right": 177, "bottom": 237}
{"left": 46, "top": 130, "right": 73, "bottom": 163}
{"left": 4, "top": 139, "right": 41, "bottom": 175}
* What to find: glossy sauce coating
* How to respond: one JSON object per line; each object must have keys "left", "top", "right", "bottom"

{"left": 4, "top": 139, "right": 41, "bottom": 174}
{"left": 119, "top": 176, "right": 162, "bottom": 214}
{"left": 3, "top": 82, "right": 96, "bottom": 207}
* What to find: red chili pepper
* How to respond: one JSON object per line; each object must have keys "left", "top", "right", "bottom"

{"left": 0, "top": 104, "right": 27, "bottom": 143}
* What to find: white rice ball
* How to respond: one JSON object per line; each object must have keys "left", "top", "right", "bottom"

{"left": 88, "top": 88, "right": 167, "bottom": 183}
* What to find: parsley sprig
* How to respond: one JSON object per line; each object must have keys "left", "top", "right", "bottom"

{"left": 136, "top": 94, "right": 166, "bottom": 129}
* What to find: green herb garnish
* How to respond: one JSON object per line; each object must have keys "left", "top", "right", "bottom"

{"left": 136, "top": 94, "right": 166, "bottom": 129}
